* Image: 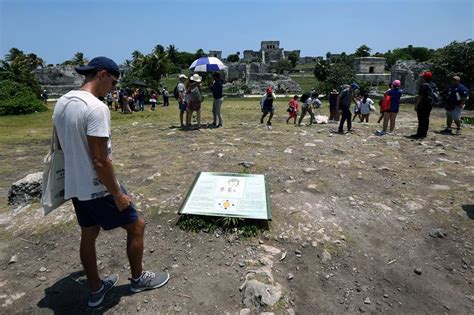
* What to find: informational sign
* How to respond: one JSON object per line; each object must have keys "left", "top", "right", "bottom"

{"left": 178, "top": 172, "right": 271, "bottom": 220}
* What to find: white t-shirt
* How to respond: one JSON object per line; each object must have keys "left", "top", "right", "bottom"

{"left": 360, "top": 98, "right": 374, "bottom": 115}
{"left": 177, "top": 82, "right": 186, "bottom": 102}
{"left": 53, "top": 90, "right": 112, "bottom": 201}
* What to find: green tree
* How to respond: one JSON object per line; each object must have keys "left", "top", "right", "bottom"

{"left": 384, "top": 45, "right": 435, "bottom": 68}
{"left": 313, "top": 60, "right": 329, "bottom": 81}
{"left": 0, "top": 79, "right": 47, "bottom": 115}
{"left": 355, "top": 45, "right": 371, "bottom": 57}
{"left": 1, "top": 48, "right": 43, "bottom": 96}
{"left": 166, "top": 45, "right": 179, "bottom": 65}
{"left": 72, "top": 52, "right": 88, "bottom": 66}
{"left": 287, "top": 52, "right": 299, "bottom": 68}
{"left": 320, "top": 63, "right": 356, "bottom": 94}
{"left": 121, "top": 44, "right": 170, "bottom": 90}
{"left": 273, "top": 60, "right": 293, "bottom": 74}
{"left": 227, "top": 54, "right": 240, "bottom": 62}
{"left": 194, "top": 49, "right": 206, "bottom": 60}
{"left": 431, "top": 40, "right": 474, "bottom": 109}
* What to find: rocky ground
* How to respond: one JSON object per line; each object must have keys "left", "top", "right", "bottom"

{"left": 0, "top": 102, "right": 473, "bottom": 314}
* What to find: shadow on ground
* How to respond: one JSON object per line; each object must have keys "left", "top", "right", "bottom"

{"left": 37, "top": 271, "right": 132, "bottom": 314}
{"left": 462, "top": 204, "right": 474, "bottom": 219}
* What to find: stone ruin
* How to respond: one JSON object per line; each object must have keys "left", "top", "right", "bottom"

{"left": 223, "top": 41, "right": 303, "bottom": 94}
{"left": 242, "top": 41, "right": 300, "bottom": 65}
{"left": 390, "top": 60, "right": 432, "bottom": 95}
{"left": 35, "top": 65, "right": 83, "bottom": 98}
{"left": 224, "top": 62, "right": 301, "bottom": 94}
{"left": 354, "top": 57, "right": 390, "bottom": 86}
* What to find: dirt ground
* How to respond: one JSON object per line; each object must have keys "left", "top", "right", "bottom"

{"left": 0, "top": 102, "right": 473, "bottom": 314}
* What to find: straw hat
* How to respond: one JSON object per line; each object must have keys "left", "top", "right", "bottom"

{"left": 190, "top": 74, "right": 202, "bottom": 82}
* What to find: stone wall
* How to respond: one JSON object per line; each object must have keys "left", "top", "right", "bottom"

{"left": 261, "top": 41, "right": 280, "bottom": 50}
{"left": 226, "top": 63, "right": 248, "bottom": 82}
{"left": 390, "top": 60, "right": 432, "bottom": 95}
{"left": 353, "top": 57, "right": 386, "bottom": 74}
{"left": 209, "top": 50, "right": 222, "bottom": 59}
{"left": 35, "top": 65, "right": 83, "bottom": 98}
{"left": 243, "top": 50, "right": 261, "bottom": 62}
{"left": 355, "top": 74, "right": 391, "bottom": 85}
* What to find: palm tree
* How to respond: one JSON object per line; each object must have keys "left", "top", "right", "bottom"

{"left": 71, "top": 52, "right": 88, "bottom": 66}
{"left": 5, "top": 48, "right": 24, "bottom": 63}
{"left": 166, "top": 45, "right": 179, "bottom": 64}
{"left": 131, "top": 50, "right": 144, "bottom": 62}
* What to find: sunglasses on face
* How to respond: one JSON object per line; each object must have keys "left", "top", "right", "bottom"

{"left": 107, "top": 73, "right": 118, "bottom": 86}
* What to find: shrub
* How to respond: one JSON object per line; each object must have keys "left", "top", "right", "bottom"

{"left": 0, "top": 80, "right": 47, "bottom": 115}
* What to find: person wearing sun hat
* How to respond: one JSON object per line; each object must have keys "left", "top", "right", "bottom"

{"left": 177, "top": 74, "right": 188, "bottom": 128}
{"left": 440, "top": 75, "right": 469, "bottom": 135}
{"left": 53, "top": 56, "right": 170, "bottom": 307}
{"left": 409, "top": 71, "right": 437, "bottom": 139}
{"left": 185, "top": 73, "right": 203, "bottom": 129}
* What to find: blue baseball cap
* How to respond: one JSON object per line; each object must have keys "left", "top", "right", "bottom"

{"left": 75, "top": 56, "right": 120, "bottom": 78}
{"left": 350, "top": 83, "right": 359, "bottom": 90}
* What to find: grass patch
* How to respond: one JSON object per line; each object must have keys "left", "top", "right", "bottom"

{"left": 290, "top": 75, "right": 318, "bottom": 93}
{"left": 461, "top": 116, "right": 474, "bottom": 125}
{"left": 176, "top": 214, "right": 265, "bottom": 238}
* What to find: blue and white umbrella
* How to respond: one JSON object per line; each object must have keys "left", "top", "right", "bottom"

{"left": 189, "top": 56, "right": 227, "bottom": 72}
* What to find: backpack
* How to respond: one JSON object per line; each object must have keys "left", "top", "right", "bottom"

{"left": 189, "top": 87, "right": 201, "bottom": 102}
{"left": 426, "top": 82, "right": 440, "bottom": 106}
{"left": 173, "top": 84, "right": 180, "bottom": 99}
{"left": 300, "top": 93, "right": 310, "bottom": 103}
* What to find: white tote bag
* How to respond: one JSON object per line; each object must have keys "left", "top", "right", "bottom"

{"left": 41, "top": 126, "right": 66, "bottom": 215}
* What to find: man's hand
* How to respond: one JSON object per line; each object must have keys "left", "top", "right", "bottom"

{"left": 113, "top": 192, "right": 132, "bottom": 211}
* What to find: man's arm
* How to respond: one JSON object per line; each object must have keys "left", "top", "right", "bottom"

{"left": 87, "top": 136, "right": 131, "bottom": 211}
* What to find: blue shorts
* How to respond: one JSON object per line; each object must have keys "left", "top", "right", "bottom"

{"left": 179, "top": 101, "right": 187, "bottom": 113}
{"left": 262, "top": 105, "right": 275, "bottom": 113}
{"left": 72, "top": 186, "right": 138, "bottom": 230}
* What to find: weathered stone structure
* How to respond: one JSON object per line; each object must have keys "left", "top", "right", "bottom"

{"left": 242, "top": 41, "right": 300, "bottom": 65}
{"left": 224, "top": 62, "right": 301, "bottom": 94}
{"left": 353, "top": 57, "right": 390, "bottom": 85}
{"left": 390, "top": 60, "right": 432, "bottom": 95}
{"left": 35, "top": 65, "right": 83, "bottom": 98}
{"left": 208, "top": 50, "right": 222, "bottom": 59}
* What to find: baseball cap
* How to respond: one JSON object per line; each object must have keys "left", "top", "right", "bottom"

{"left": 178, "top": 74, "right": 188, "bottom": 79}
{"left": 75, "top": 56, "right": 120, "bottom": 78}
{"left": 452, "top": 75, "right": 461, "bottom": 81}
{"left": 422, "top": 71, "right": 432, "bottom": 80}
{"left": 350, "top": 83, "right": 359, "bottom": 90}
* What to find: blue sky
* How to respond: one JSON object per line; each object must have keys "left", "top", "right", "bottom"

{"left": 0, "top": 0, "right": 472, "bottom": 65}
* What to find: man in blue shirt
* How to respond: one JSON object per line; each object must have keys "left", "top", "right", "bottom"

{"left": 440, "top": 75, "right": 469, "bottom": 135}
{"left": 337, "top": 83, "right": 358, "bottom": 133}
{"left": 210, "top": 72, "right": 224, "bottom": 128}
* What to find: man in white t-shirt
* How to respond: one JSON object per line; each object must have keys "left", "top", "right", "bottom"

{"left": 53, "top": 56, "right": 169, "bottom": 308}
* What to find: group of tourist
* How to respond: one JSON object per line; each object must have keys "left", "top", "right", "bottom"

{"left": 176, "top": 72, "right": 224, "bottom": 130}
{"left": 105, "top": 86, "right": 170, "bottom": 113}
{"left": 279, "top": 71, "right": 468, "bottom": 139}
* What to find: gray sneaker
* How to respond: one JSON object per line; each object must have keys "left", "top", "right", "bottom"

{"left": 130, "top": 271, "right": 170, "bottom": 293}
{"left": 88, "top": 274, "right": 119, "bottom": 307}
